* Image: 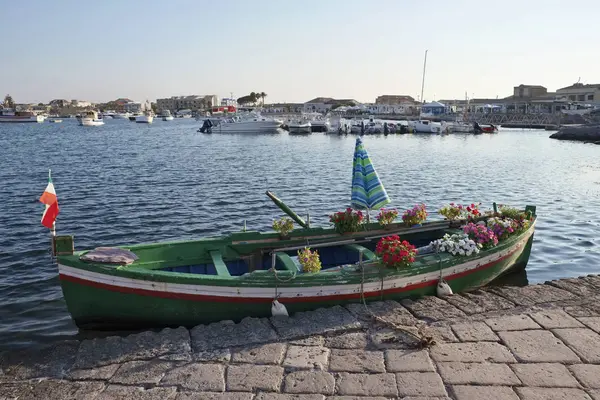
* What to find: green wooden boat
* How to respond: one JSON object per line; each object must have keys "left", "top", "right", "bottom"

{"left": 52, "top": 202, "right": 537, "bottom": 330}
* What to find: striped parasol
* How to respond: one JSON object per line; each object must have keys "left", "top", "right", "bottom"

{"left": 350, "top": 137, "right": 391, "bottom": 210}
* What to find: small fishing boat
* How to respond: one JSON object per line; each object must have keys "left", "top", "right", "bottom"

{"left": 47, "top": 118, "right": 63, "bottom": 123}
{"left": 288, "top": 119, "right": 312, "bottom": 134}
{"left": 45, "top": 137, "right": 535, "bottom": 330}
{"left": 162, "top": 110, "right": 174, "bottom": 121}
{"left": 79, "top": 110, "right": 104, "bottom": 126}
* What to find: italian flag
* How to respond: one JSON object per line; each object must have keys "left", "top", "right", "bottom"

{"left": 40, "top": 174, "right": 59, "bottom": 229}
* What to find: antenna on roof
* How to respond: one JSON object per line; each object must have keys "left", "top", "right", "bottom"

{"left": 577, "top": 77, "right": 581, "bottom": 83}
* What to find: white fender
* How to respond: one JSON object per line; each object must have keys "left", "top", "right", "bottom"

{"left": 436, "top": 279, "right": 454, "bottom": 297}
{"left": 271, "top": 299, "right": 289, "bottom": 317}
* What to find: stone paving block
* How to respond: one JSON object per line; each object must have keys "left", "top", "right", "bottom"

{"left": 370, "top": 327, "right": 423, "bottom": 349}
{"left": 336, "top": 373, "right": 398, "bottom": 397}
{"left": 498, "top": 330, "right": 580, "bottom": 363}
{"left": 0, "top": 382, "right": 38, "bottom": 399}
{"left": 175, "top": 393, "right": 254, "bottom": 400}
{"left": 191, "top": 318, "right": 278, "bottom": 351}
{"left": 345, "top": 300, "right": 418, "bottom": 325}
{"left": 569, "top": 364, "right": 600, "bottom": 388}
{"left": 290, "top": 337, "right": 325, "bottom": 346}
{"left": 160, "top": 363, "right": 225, "bottom": 392}
{"left": 323, "top": 332, "right": 368, "bottom": 349}
{"left": 530, "top": 309, "right": 585, "bottom": 329}
{"left": 402, "top": 397, "right": 452, "bottom": 400}
{"left": 326, "top": 397, "right": 387, "bottom": 400}
{"left": 578, "top": 317, "right": 600, "bottom": 333}
{"left": 329, "top": 349, "right": 385, "bottom": 373}
{"left": 401, "top": 296, "right": 467, "bottom": 322}
{"left": 430, "top": 342, "right": 516, "bottom": 362}
{"left": 553, "top": 328, "right": 600, "bottom": 363}
{"left": 0, "top": 340, "right": 79, "bottom": 380}
{"left": 511, "top": 363, "right": 580, "bottom": 387}
{"left": 395, "top": 372, "right": 447, "bottom": 397}
{"left": 109, "top": 360, "right": 173, "bottom": 385}
{"left": 485, "top": 314, "right": 541, "bottom": 331}
{"left": 193, "top": 348, "right": 232, "bottom": 363}
{"left": 283, "top": 346, "right": 329, "bottom": 370}
{"left": 437, "top": 362, "right": 520, "bottom": 385}
{"left": 490, "top": 284, "right": 577, "bottom": 306}
{"left": 72, "top": 327, "right": 191, "bottom": 369}
{"left": 515, "top": 387, "right": 593, "bottom": 400}
{"left": 424, "top": 325, "right": 458, "bottom": 343}
{"left": 256, "top": 394, "right": 325, "bottom": 400}
{"left": 461, "top": 289, "right": 516, "bottom": 312}
{"left": 589, "top": 390, "right": 600, "bottom": 400}
{"left": 226, "top": 365, "right": 284, "bottom": 392}
{"left": 547, "top": 278, "right": 599, "bottom": 297}
{"left": 67, "top": 364, "right": 120, "bottom": 381}
{"left": 565, "top": 306, "right": 600, "bottom": 318}
{"left": 385, "top": 349, "right": 435, "bottom": 372}
{"left": 451, "top": 321, "right": 498, "bottom": 342}
{"left": 96, "top": 385, "right": 177, "bottom": 400}
{"left": 444, "top": 294, "right": 487, "bottom": 314}
{"left": 452, "top": 385, "right": 520, "bottom": 400}
{"left": 15, "top": 379, "right": 105, "bottom": 400}
{"left": 283, "top": 371, "right": 335, "bottom": 395}
{"left": 271, "top": 306, "right": 361, "bottom": 340}
{"left": 232, "top": 343, "right": 286, "bottom": 365}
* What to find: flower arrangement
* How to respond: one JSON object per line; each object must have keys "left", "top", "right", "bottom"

{"left": 486, "top": 217, "right": 518, "bottom": 241}
{"left": 329, "top": 208, "right": 364, "bottom": 233}
{"left": 498, "top": 205, "right": 532, "bottom": 233}
{"left": 297, "top": 247, "right": 322, "bottom": 273}
{"left": 430, "top": 233, "right": 481, "bottom": 256}
{"left": 438, "top": 203, "right": 481, "bottom": 221}
{"left": 375, "top": 235, "right": 417, "bottom": 269}
{"left": 402, "top": 204, "right": 428, "bottom": 227}
{"left": 272, "top": 217, "right": 294, "bottom": 238}
{"left": 462, "top": 222, "right": 498, "bottom": 248}
{"left": 376, "top": 208, "right": 399, "bottom": 227}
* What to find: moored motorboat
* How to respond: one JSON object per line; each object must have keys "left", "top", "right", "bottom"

{"left": 162, "top": 110, "right": 174, "bottom": 121}
{"left": 79, "top": 110, "right": 104, "bottom": 126}
{"left": 410, "top": 120, "right": 443, "bottom": 133}
{"left": 473, "top": 122, "right": 498, "bottom": 134}
{"left": 135, "top": 111, "right": 154, "bottom": 124}
{"left": 0, "top": 108, "right": 44, "bottom": 123}
{"left": 288, "top": 119, "right": 312, "bottom": 134}
{"left": 210, "top": 112, "right": 282, "bottom": 134}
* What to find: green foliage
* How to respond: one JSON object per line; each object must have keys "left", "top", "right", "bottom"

{"left": 272, "top": 217, "right": 294, "bottom": 236}
{"left": 498, "top": 205, "right": 525, "bottom": 220}
{"left": 3, "top": 94, "right": 15, "bottom": 109}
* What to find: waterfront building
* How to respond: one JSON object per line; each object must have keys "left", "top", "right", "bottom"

{"left": 71, "top": 100, "right": 92, "bottom": 108}
{"left": 123, "top": 102, "right": 143, "bottom": 114}
{"left": 263, "top": 103, "right": 303, "bottom": 113}
{"left": 156, "top": 95, "right": 218, "bottom": 113}
{"left": 49, "top": 99, "right": 70, "bottom": 108}
{"left": 372, "top": 95, "right": 417, "bottom": 115}
{"left": 420, "top": 101, "right": 447, "bottom": 117}
{"left": 556, "top": 82, "right": 600, "bottom": 103}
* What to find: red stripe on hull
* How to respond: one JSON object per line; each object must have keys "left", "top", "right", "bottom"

{"left": 59, "top": 244, "right": 521, "bottom": 304}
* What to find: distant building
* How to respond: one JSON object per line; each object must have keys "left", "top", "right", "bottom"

{"left": 49, "top": 99, "right": 70, "bottom": 108}
{"left": 71, "top": 100, "right": 92, "bottom": 108}
{"left": 556, "top": 83, "right": 600, "bottom": 103}
{"left": 420, "top": 101, "right": 447, "bottom": 117}
{"left": 513, "top": 84, "right": 548, "bottom": 99}
{"left": 123, "top": 102, "right": 142, "bottom": 113}
{"left": 303, "top": 97, "right": 359, "bottom": 113}
{"left": 375, "top": 95, "right": 416, "bottom": 105}
{"left": 263, "top": 103, "right": 303, "bottom": 113}
{"left": 157, "top": 95, "right": 218, "bottom": 112}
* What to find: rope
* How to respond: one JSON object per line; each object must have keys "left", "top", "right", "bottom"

{"left": 358, "top": 258, "right": 436, "bottom": 349}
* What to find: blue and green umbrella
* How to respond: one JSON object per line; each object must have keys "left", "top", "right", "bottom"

{"left": 350, "top": 137, "right": 391, "bottom": 211}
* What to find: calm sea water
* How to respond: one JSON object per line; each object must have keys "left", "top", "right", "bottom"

{"left": 1, "top": 118, "right": 599, "bottom": 349}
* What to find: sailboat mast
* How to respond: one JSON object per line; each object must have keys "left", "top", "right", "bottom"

{"left": 420, "top": 50, "right": 428, "bottom": 104}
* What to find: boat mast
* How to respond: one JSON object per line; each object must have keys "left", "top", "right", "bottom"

{"left": 420, "top": 50, "right": 428, "bottom": 105}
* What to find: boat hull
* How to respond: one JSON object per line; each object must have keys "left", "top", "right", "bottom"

{"left": 57, "top": 222, "right": 535, "bottom": 330}
{"left": 0, "top": 115, "right": 44, "bottom": 123}
{"left": 135, "top": 115, "right": 154, "bottom": 123}
{"left": 288, "top": 124, "right": 312, "bottom": 134}
{"left": 80, "top": 118, "right": 104, "bottom": 126}
{"left": 162, "top": 116, "right": 174, "bottom": 121}
{"left": 217, "top": 120, "right": 282, "bottom": 134}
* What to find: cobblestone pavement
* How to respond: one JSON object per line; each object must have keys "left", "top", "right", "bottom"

{"left": 3, "top": 275, "right": 600, "bottom": 399}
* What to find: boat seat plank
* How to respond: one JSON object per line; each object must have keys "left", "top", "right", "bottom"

{"left": 209, "top": 251, "right": 232, "bottom": 277}
{"left": 275, "top": 252, "right": 299, "bottom": 272}
{"left": 344, "top": 244, "right": 376, "bottom": 261}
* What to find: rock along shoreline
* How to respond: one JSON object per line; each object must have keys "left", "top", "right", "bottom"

{"left": 2, "top": 275, "right": 600, "bottom": 399}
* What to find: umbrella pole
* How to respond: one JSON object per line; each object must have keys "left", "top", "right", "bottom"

{"left": 366, "top": 208, "right": 370, "bottom": 224}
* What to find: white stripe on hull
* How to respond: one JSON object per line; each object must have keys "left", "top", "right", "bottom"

{"left": 58, "top": 226, "right": 533, "bottom": 299}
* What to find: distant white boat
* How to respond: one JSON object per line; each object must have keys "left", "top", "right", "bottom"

{"left": 136, "top": 101, "right": 154, "bottom": 123}
{"left": 210, "top": 112, "right": 282, "bottom": 134}
{"left": 80, "top": 111, "right": 104, "bottom": 126}
{"left": 162, "top": 110, "right": 174, "bottom": 121}
{"left": 0, "top": 108, "right": 44, "bottom": 123}
{"left": 113, "top": 112, "right": 131, "bottom": 119}
{"left": 288, "top": 120, "right": 312, "bottom": 134}
{"left": 410, "top": 120, "right": 442, "bottom": 133}
{"left": 444, "top": 121, "right": 473, "bottom": 133}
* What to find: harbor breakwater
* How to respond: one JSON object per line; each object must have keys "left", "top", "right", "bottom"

{"left": 2, "top": 274, "right": 600, "bottom": 399}
{"left": 550, "top": 124, "right": 600, "bottom": 143}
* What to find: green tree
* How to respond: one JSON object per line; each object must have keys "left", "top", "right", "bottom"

{"left": 249, "top": 92, "right": 257, "bottom": 105}
{"left": 4, "top": 94, "right": 15, "bottom": 109}
{"left": 260, "top": 92, "right": 267, "bottom": 106}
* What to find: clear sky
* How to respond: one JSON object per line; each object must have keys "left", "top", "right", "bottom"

{"left": 2, "top": 0, "right": 599, "bottom": 104}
